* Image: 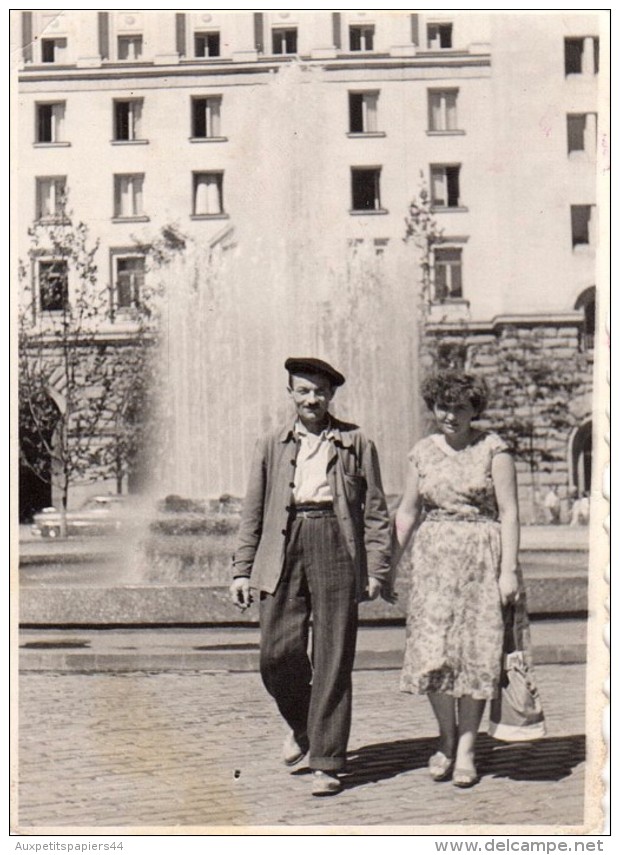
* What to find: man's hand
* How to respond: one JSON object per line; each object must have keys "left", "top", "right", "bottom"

{"left": 230, "top": 577, "right": 253, "bottom": 611}
{"left": 365, "top": 577, "right": 382, "bottom": 601}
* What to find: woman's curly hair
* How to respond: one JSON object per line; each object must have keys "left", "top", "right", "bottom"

{"left": 421, "top": 370, "right": 489, "bottom": 417}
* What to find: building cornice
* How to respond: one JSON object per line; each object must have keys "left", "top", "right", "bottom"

{"left": 18, "top": 52, "right": 491, "bottom": 85}
{"left": 426, "top": 311, "right": 584, "bottom": 334}
{"left": 21, "top": 329, "right": 156, "bottom": 347}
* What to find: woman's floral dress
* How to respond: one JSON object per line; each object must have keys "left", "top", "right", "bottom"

{"left": 400, "top": 431, "right": 513, "bottom": 700}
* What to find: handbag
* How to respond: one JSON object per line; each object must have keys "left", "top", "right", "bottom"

{"left": 488, "top": 601, "right": 547, "bottom": 741}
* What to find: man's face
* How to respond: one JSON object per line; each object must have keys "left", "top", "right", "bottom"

{"left": 288, "top": 372, "right": 335, "bottom": 430}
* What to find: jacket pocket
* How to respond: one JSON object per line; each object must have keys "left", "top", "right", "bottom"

{"left": 343, "top": 473, "right": 365, "bottom": 504}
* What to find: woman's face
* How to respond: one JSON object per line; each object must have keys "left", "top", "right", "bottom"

{"left": 433, "top": 398, "right": 477, "bottom": 438}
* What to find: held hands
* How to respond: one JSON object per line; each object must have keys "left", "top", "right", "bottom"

{"left": 498, "top": 570, "right": 520, "bottom": 607}
{"left": 230, "top": 577, "right": 253, "bottom": 611}
{"left": 365, "top": 577, "right": 382, "bottom": 601}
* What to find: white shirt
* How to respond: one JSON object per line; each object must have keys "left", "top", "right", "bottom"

{"left": 292, "top": 420, "right": 334, "bottom": 504}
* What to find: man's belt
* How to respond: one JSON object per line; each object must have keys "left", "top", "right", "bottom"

{"left": 289, "top": 502, "right": 335, "bottom": 518}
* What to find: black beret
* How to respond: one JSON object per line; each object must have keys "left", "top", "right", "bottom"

{"left": 285, "top": 357, "right": 345, "bottom": 387}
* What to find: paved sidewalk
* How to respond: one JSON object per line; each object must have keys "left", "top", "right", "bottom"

{"left": 16, "top": 664, "right": 593, "bottom": 832}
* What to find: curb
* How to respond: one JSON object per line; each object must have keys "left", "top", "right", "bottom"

{"left": 19, "top": 642, "right": 587, "bottom": 673}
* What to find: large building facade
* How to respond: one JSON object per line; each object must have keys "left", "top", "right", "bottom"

{"left": 14, "top": 10, "right": 605, "bottom": 519}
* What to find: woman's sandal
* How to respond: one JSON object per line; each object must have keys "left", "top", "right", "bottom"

{"left": 428, "top": 751, "right": 454, "bottom": 782}
{"left": 452, "top": 767, "right": 480, "bottom": 788}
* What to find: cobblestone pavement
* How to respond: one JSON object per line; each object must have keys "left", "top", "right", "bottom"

{"left": 17, "top": 665, "right": 591, "bottom": 832}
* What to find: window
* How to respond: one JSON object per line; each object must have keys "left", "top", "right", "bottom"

{"left": 349, "top": 25, "right": 374, "bottom": 51}
{"left": 434, "top": 248, "right": 463, "bottom": 299}
{"left": 575, "top": 288, "right": 596, "bottom": 352}
{"left": 373, "top": 238, "right": 388, "bottom": 256}
{"left": 193, "top": 172, "right": 224, "bottom": 216}
{"left": 438, "top": 342, "right": 467, "bottom": 370}
{"left": 272, "top": 28, "right": 297, "bottom": 54}
{"left": 36, "top": 177, "right": 66, "bottom": 220}
{"left": 191, "top": 97, "right": 222, "bottom": 138}
{"left": 194, "top": 31, "right": 220, "bottom": 58}
{"left": 349, "top": 92, "right": 379, "bottom": 133}
{"left": 567, "top": 114, "right": 586, "bottom": 153}
{"left": 114, "top": 174, "right": 144, "bottom": 219}
{"left": 582, "top": 296, "right": 595, "bottom": 351}
{"left": 41, "top": 38, "right": 67, "bottom": 63}
{"left": 427, "top": 23, "right": 452, "bottom": 49}
{"left": 38, "top": 260, "right": 68, "bottom": 312}
{"left": 118, "top": 35, "right": 143, "bottom": 61}
{"left": 36, "top": 102, "right": 65, "bottom": 143}
{"left": 431, "top": 165, "right": 461, "bottom": 208}
{"left": 113, "top": 100, "right": 143, "bottom": 141}
{"left": 428, "top": 90, "right": 458, "bottom": 131}
{"left": 565, "top": 37, "right": 599, "bottom": 75}
{"left": 351, "top": 168, "right": 382, "bottom": 212}
{"left": 114, "top": 255, "right": 145, "bottom": 310}
{"left": 571, "top": 205, "right": 595, "bottom": 247}
{"left": 567, "top": 112, "right": 597, "bottom": 156}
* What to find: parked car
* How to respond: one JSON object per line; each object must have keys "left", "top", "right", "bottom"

{"left": 30, "top": 495, "right": 127, "bottom": 538}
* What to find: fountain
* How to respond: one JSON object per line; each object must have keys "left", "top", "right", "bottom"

{"left": 153, "top": 61, "right": 422, "bottom": 503}
{"left": 20, "top": 62, "right": 425, "bottom": 624}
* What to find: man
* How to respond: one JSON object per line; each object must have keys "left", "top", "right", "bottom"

{"left": 230, "top": 357, "right": 392, "bottom": 796}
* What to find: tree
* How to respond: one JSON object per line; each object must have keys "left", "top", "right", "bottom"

{"left": 403, "top": 174, "right": 446, "bottom": 432}
{"left": 18, "top": 204, "right": 176, "bottom": 531}
{"left": 470, "top": 327, "right": 589, "bottom": 520}
{"left": 403, "top": 172, "right": 444, "bottom": 317}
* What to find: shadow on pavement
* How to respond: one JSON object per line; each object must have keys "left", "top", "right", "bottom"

{"left": 478, "top": 733, "right": 586, "bottom": 782}
{"left": 336, "top": 733, "right": 585, "bottom": 790}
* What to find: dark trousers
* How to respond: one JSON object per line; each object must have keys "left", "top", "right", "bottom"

{"left": 259, "top": 513, "right": 358, "bottom": 772}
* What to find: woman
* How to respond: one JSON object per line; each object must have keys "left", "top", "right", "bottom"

{"left": 393, "top": 370, "right": 521, "bottom": 788}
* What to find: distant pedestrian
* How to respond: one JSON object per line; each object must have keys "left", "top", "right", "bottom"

{"left": 543, "top": 487, "right": 561, "bottom": 525}
{"left": 392, "top": 370, "right": 529, "bottom": 788}
{"left": 230, "top": 357, "right": 392, "bottom": 796}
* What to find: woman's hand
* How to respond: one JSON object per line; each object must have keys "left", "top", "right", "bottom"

{"left": 498, "top": 570, "right": 520, "bottom": 606}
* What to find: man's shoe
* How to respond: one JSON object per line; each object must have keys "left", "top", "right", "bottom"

{"left": 282, "top": 731, "right": 309, "bottom": 766}
{"left": 312, "top": 771, "right": 342, "bottom": 796}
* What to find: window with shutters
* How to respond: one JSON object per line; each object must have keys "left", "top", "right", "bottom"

{"left": 433, "top": 248, "right": 463, "bottom": 300}
{"left": 567, "top": 113, "right": 597, "bottom": 158}
{"left": 41, "top": 38, "right": 68, "bottom": 63}
{"left": 565, "top": 37, "right": 599, "bottom": 75}
{"left": 113, "top": 100, "right": 144, "bottom": 142}
{"left": 113, "top": 174, "right": 145, "bottom": 220}
{"left": 571, "top": 205, "right": 596, "bottom": 248}
{"left": 36, "top": 177, "right": 67, "bottom": 221}
{"left": 192, "top": 172, "right": 225, "bottom": 216}
{"left": 427, "top": 23, "right": 452, "bottom": 49}
{"left": 430, "top": 165, "right": 462, "bottom": 209}
{"left": 348, "top": 92, "right": 381, "bottom": 135}
{"left": 272, "top": 28, "right": 297, "bottom": 54}
{"left": 349, "top": 26, "right": 374, "bottom": 51}
{"left": 428, "top": 90, "right": 460, "bottom": 132}
{"left": 38, "top": 259, "right": 68, "bottom": 312}
{"left": 35, "top": 102, "right": 66, "bottom": 144}
{"left": 117, "top": 35, "right": 143, "bottom": 61}
{"left": 191, "top": 97, "right": 223, "bottom": 140}
{"left": 194, "top": 31, "right": 220, "bottom": 58}
{"left": 113, "top": 254, "right": 145, "bottom": 311}
{"left": 350, "top": 168, "right": 384, "bottom": 213}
